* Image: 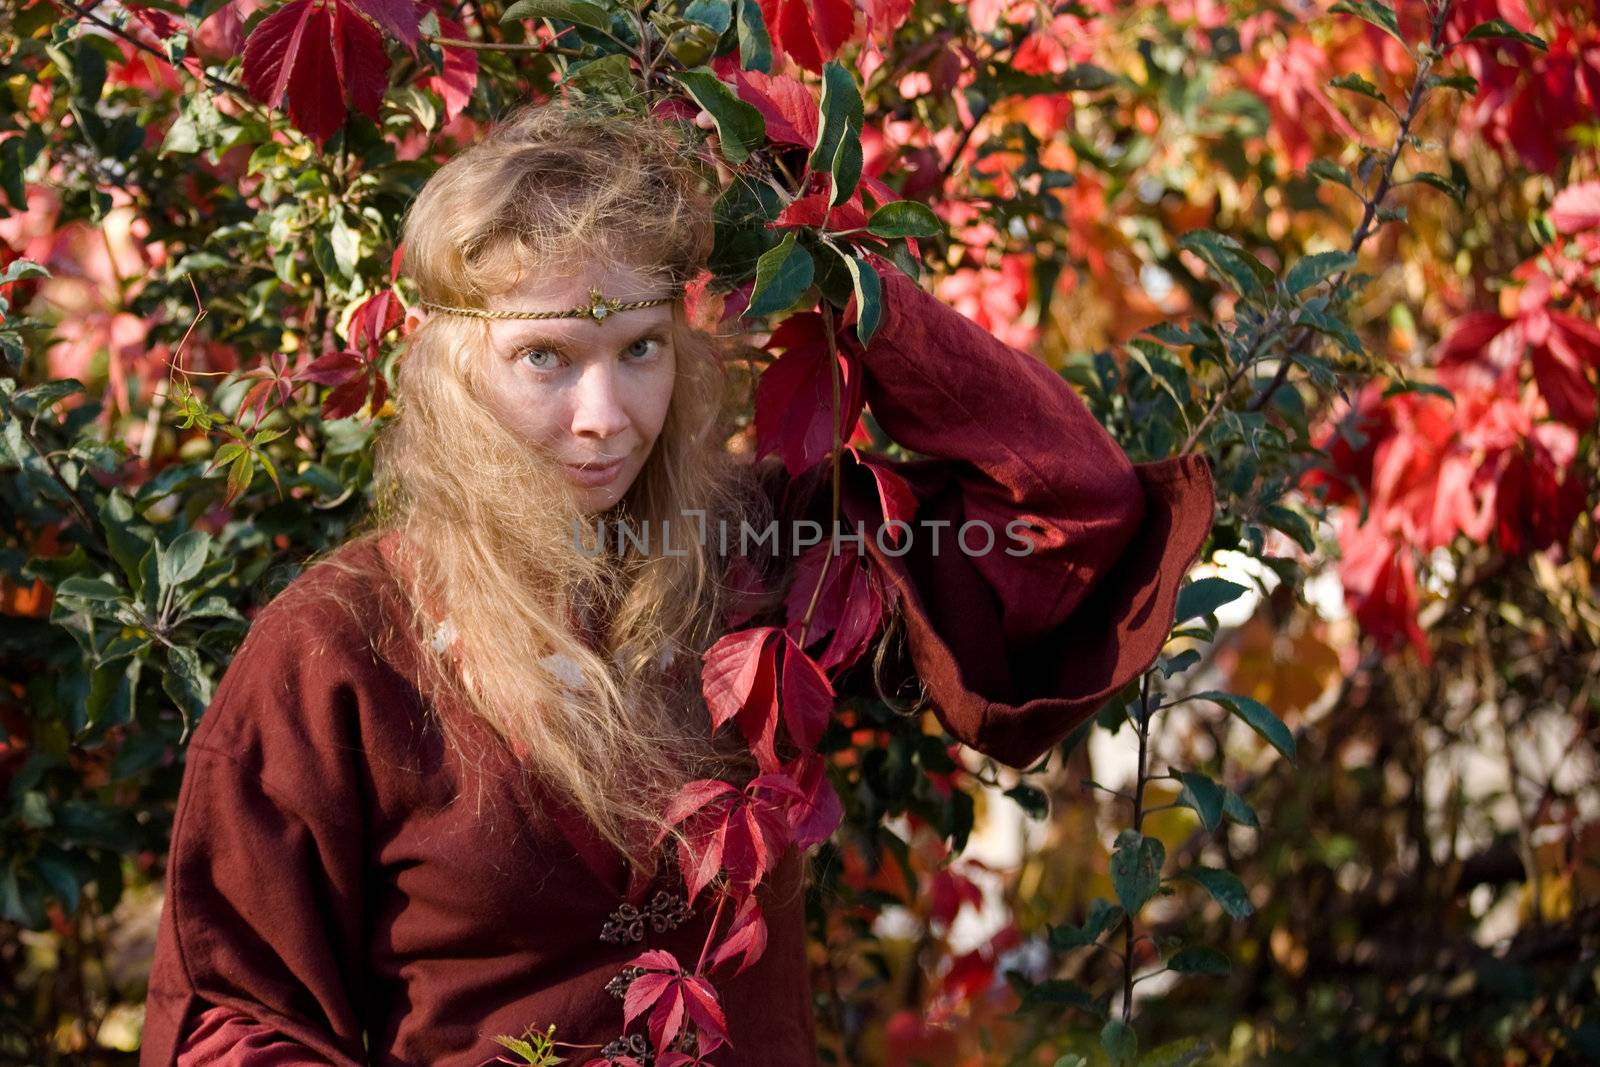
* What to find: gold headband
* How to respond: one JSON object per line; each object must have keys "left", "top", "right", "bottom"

{"left": 418, "top": 286, "right": 675, "bottom": 323}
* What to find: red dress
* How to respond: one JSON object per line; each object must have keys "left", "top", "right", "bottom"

{"left": 140, "top": 267, "right": 1214, "bottom": 1066}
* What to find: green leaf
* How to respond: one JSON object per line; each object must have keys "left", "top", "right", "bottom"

{"left": 1263, "top": 503, "right": 1317, "bottom": 552}
{"left": 672, "top": 68, "right": 766, "bottom": 164}
{"left": 226, "top": 449, "right": 253, "bottom": 503}
{"left": 1426, "top": 72, "right": 1479, "bottom": 95}
{"left": 744, "top": 232, "right": 814, "bottom": 318}
{"left": 867, "top": 201, "right": 942, "bottom": 239}
{"left": 810, "top": 60, "right": 863, "bottom": 180}
{"left": 1307, "top": 159, "right": 1353, "bottom": 188}
{"left": 13, "top": 379, "right": 85, "bottom": 419}
{"left": 329, "top": 209, "right": 360, "bottom": 283}
{"left": 1329, "top": 1, "right": 1403, "bottom": 47}
{"left": 1222, "top": 789, "right": 1259, "bottom": 828}
{"left": 1462, "top": 19, "right": 1547, "bottom": 50}
{"left": 1174, "top": 577, "right": 1248, "bottom": 624}
{"left": 96, "top": 495, "right": 145, "bottom": 591}
{"left": 842, "top": 254, "right": 882, "bottom": 346}
{"left": 1050, "top": 898, "right": 1124, "bottom": 949}
{"left": 1190, "top": 689, "right": 1296, "bottom": 762}
{"left": 683, "top": 0, "right": 732, "bottom": 34}
{"left": 1168, "top": 945, "right": 1231, "bottom": 975}
{"left": 1177, "top": 771, "right": 1224, "bottom": 831}
{"left": 1109, "top": 830, "right": 1164, "bottom": 915}
{"left": 829, "top": 128, "right": 863, "bottom": 207}
{"left": 1004, "top": 781, "right": 1049, "bottom": 820}
{"left": 1294, "top": 304, "right": 1364, "bottom": 356}
{"left": 162, "top": 644, "right": 212, "bottom": 728}
{"left": 0, "top": 258, "right": 48, "bottom": 285}
{"left": 1101, "top": 1019, "right": 1138, "bottom": 1065}
{"left": 159, "top": 530, "right": 211, "bottom": 590}
{"left": 1284, "top": 250, "right": 1355, "bottom": 294}
{"left": 1020, "top": 977, "right": 1099, "bottom": 1012}
{"left": 1184, "top": 865, "right": 1254, "bottom": 919}
{"left": 1177, "top": 229, "right": 1272, "bottom": 300}
{"left": 500, "top": 0, "right": 614, "bottom": 32}
{"left": 54, "top": 576, "right": 125, "bottom": 603}
{"left": 1411, "top": 171, "right": 1464, "bottom": 205}
{"left": 563, "top": 53, "right": 636, "bottom": 95}
{"left": 1328, "top": 72, "right": 1387, "bottom": 104}
{"left": 735, "top": 0, "right": 772, "bottom": 73}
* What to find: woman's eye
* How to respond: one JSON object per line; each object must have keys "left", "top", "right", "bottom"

{"left": 624, "top": 338, "right": 659, "bottom": 361}
{"left": 521, "top": 348, "right": 561, "bottom": 370}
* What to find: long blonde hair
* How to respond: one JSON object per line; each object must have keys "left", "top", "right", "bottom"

{"left": 318, "top": 98, "right": 777, "bottom": 872}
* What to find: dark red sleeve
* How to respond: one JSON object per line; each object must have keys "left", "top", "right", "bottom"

{"left": 832, "top": 259, "right": 1215, "bottom": 768}
{"left": 140, "top": 589, "right": 373, "bottom": 1067}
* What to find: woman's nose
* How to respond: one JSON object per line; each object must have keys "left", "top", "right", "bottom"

{"left": 569, "top": 361, "right": 631, "bottom": 440}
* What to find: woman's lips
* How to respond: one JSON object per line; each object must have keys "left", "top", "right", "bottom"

{"left": 564, "top": 457, "right": 626, "bottom": 488}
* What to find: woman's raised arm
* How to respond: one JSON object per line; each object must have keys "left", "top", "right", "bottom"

{"left": 831, "top": 258, "right": 1216, "bottom": 768}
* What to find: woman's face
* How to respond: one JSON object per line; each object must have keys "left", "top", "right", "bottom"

{"left": 477, "top": 261, "right": 678, "bottom": 513}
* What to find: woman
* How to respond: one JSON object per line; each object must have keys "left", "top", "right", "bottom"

{"left": 140, "top": 100, "right": 1215, "bottom": 1066}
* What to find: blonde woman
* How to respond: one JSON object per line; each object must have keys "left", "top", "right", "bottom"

{"left": 140, "top": 99, "right": 1214, "bottom": 1067}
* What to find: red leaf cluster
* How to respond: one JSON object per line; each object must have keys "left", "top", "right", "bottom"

{"left": 292, "top": 290, "right": 402, "bottom": 419}
{"left": 242, "top": 0, "right": 396, "bottom": 145}
{"left": 620, "top": 949, "right": 730, "bottom": 1055}
{"left": 702, "top": 626, "right": 835, "bottom": 770}
{"left": 753, "top": 312, "right": 864, "bottom": 477}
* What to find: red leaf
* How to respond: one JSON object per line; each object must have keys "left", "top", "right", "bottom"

{"left": 708, "top": 896, "right": 768, "bottom": 977}
{"left": 349, "top": 289, "right": 404, "bottom": 358}
{"left": 731, "top": 70, "right": 818, "bottom": 148}
{"left": 678, "top": 974, "right": 730, "bottom": 1051}
{"left": 1435, "top": 311, "right": 1514, "bottom": 366}
{"left": 771, "top": 190, "right": 870, "bottom": 232}
{"left": 702, "top": 626, "right": 783, "bottom": 769}
{"left": 763, "top": 0, "right": 824, "bottom": 73}
{"left": 1550, "top": 181, "right": 1600, "bottom": 234}
{"left": 863, "top": 0, "right": 913, "bottom": 42}
{"left": 811, "top": 0, "right": 858, "bottom": 55}
{"left": 664, "top": 778, "right": 739, "bottom": 826}
{"left": 296, "top": 349, "right": 365, "bottom": 386}
{"left": 847, "top": 447, "right": 919, "bottom": 539}
{"left": 242, "top": 0, "right": 392, "bottom": 145}
{"left": 282, "top": 4, "right": 348, "bottom": 144}
{"left": 128, "top": 5, "right": 185, "bottom": 39}
{"left": 348, "top": 0, "right": 419, "bottom": 52}
{"left": 817, "top": 551, "right": 885, "bottom": 672}
{"left": 1531, "top": 326, "right": 1597, "bottom": 426}
{"left": 777, "top": 633, "right": 833, "bottom": 750}
{"left": 331, "top": 0, "right": 389, "bottom": 121}
{"left": 322, "top": 373, "right": 372, "bottom": 420}
{"left": 425, "top": 16, "right": 479, "bottom": 121}
{"left": 701, "top": 627, "right": 777, "bottom": 731}
{"left": 242, "top": 0, "right": 321, "bottom": 111}
{"left": 649, "top": 987, "right": 688, "bottom": 1051}
{"left": 754, "top": 313, "right": 864, "bottom": 477}
{"left": 622, "top": 970, "right": 675, "bottom": 1030}
{"left": 719, "top": 778, "right": 798, "bottom": 886}
{"left": 782, "top": 752, "right": 842, "bottom": 847}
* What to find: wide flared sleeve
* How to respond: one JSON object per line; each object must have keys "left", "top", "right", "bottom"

{"left": 140, "top": 582, "right": 376, "bottom": 1067}
{"left": 829, "top": 259, "right": 1215, "bottom": 769}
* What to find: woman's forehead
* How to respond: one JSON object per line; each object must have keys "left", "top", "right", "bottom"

{"left": 489, "top": 259, "right": 670, "bottom": 313}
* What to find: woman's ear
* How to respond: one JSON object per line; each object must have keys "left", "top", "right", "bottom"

{"left": 403, "top": 304, "right": 430, "bottom": 336}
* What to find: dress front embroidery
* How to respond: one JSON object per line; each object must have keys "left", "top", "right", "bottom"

{"left": 598, "top": 889, "right": 693, "bottom": 944}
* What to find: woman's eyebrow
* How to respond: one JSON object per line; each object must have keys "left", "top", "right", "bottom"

{"left": 508, "top": 324, "right": 670, "bottom": 351}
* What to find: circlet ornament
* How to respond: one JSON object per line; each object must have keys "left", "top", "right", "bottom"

{"left": 416, "top": 286, "right": 675, "bottom": 323}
